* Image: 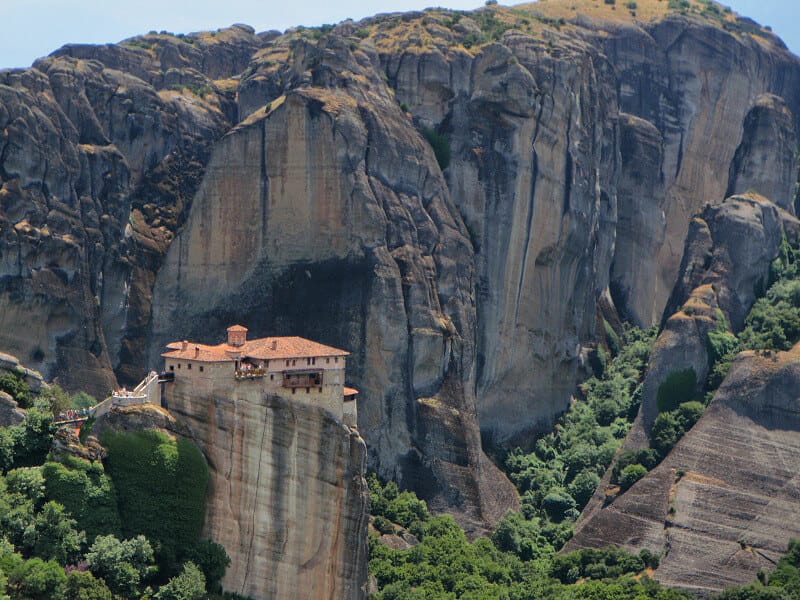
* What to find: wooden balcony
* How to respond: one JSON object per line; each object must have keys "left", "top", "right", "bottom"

{"left": 282, "top": 371, "right": 323, "bottom": 388}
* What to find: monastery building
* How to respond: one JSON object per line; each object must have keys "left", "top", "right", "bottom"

{"left": 160, "top": 325, "right": 358, "bottom": 426}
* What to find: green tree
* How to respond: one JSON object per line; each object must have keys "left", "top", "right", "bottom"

{"left": 63, "top": 571, "right": 113, "bottom": 600}
{"left": 5, "top": 467, "right": 45, "bottom": 506}
{"left": 155, "top": 562, "right": 206, "bottom": 600}
{"left": 11, "top": 408, "right": 55, "bottom": 468}
{"left": 86, "top": 534, "right": 155, "bottom": 598}
{"left": 542, "top": 488, "right": 577, "bottom": 522}
{"left": 618, "top": 464, "right": 648, "bottom": 491}
{"left": 568, "top": 470, "right": 601, "bottom": 507}
{"left": 22, "top": 501, "right": 85, "bottom": 565}
{"left": 651, "top": 412, "right": 684, "bottom": 457}
{"left": 185, "top": 540, "right": 229, "bottom": 593}
{"left": 491, "top": 512, "right": 552, "bottom": 561}
{"left": 8, "top": 557, "right": 67, "bottom": 600}
{"left": 676, "top": 401, "right": 704, "bottom": 430}
{"left": 0, "top": 373, "right": 32, "bottom": 408}
{"left": 42, "top": 458, "right": 121, "bottom": 543}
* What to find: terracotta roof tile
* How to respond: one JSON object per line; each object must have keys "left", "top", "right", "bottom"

{"left": 343, "top": 386, "right": 359, "bottom": 396}
{"left": 162, "top": 335, "right": 349, "bottom": 362}
{"left": 227, "top": 324, "right": 248, "bottom": 332}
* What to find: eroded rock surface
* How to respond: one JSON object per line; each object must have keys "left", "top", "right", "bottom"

{"left": 571, "top": 344, "right": 800, "bottom": 595}
{"left": 164, "top": 384, "right": 369, "bottom": 600}
{"left": 1, "top": 2, "right": 800, "bottom": 528}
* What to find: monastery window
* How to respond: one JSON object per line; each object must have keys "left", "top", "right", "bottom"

{"left": 292, "top": 360, "right": 297, "bottom": 366}
{"left": 335, "top": 357, "right": 338, "bottom": 364}
{"left": 169, "top": 365, "right": 174, "bottom": 371}
{"left": 318, "top": 387, "right": 322, "bottom": 393}
{"left": 188, "top": 363, "right": 192, "bottom": 370}
{"left": 285, "top": 360, "right": 289, "bottom": 367}
{"left": 265, "top": 360, "right": 269, "bottom": 368}
{"left": 307, "top": 358, "right": 311, "bottom": 365}
{"left": 270, "top": 374, "right": 274, "bottom": 381}
{"left": 178, "top": 363, "right": 181, "bottom": 369}
{"left": 306, "top": 387, "right": 310, "bottom": 393}
{"left": 199, "top": 366, "right": 204, "bottom": 372}
{"left": 312, "top": 358, "right": 316, "bottom": 365}
{"left": 326, "top": 358, "right": 330, "bottom": 364}
{"left": 292, "top": 388, "right": 296, "bottom": 394}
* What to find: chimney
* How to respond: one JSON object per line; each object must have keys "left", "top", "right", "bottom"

{"left": 227, "top": 324, "right": 248, "bottom": 347}
{"left": 271, "top": 340, "right": 278, "bottom": 351}
{"left": 194, "top": 346, "right": 200, "bottom": 358}
{"left": 181, "top": 340, "right": 188, "bottom": 350}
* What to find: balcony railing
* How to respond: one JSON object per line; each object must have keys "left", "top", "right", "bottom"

{"left": 235, "top": 367, "right": 267, "bottom": 380}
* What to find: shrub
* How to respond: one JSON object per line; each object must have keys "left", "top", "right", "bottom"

{"left": 568, "top": 470, "right": 601, "bottom": 508}
{"left": 155, "top": 561, "right": 206, "bottom": 600}
{"left": 676, "top": 401, "right": 704, "bottom": 430}
{"left": 421, "top": 127, "right": 451, "bottom": 171}
{"left": 0, "top": 372, "right": 32, "bottom": 407}
{"left": 656, "top": 369, "right": 697, "bottom": 413}
{"left": 542, "top": 488, "right": 577, "bottom": 521}
{"left": 101, "top": 430, "right": 208, "bottom": 574}
{"left": 372, "top": 516, "right": 395, "bottom": 535}
{"left": 618, "top": 464, "right": 648, "bottom": 491}
{"left": 613, "top": 448, "right": 659, "bottom": 482}
{"left": 651, "top": 412, "right": 684, "bottom": 457}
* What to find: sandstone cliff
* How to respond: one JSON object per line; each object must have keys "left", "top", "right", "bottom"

{"left": 162, "top": 384, "right": 369, "bottom": 600}
{"left": 1, "top": 1, "right": 800, "bottom": 527}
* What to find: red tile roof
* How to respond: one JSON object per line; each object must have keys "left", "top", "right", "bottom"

{"left": 343, "top": 387, "right": 359, "bottom": 396}
{"left": 227, "top": 324, "right": 248, "bottom": 332}
{"left": 162, "top": 335, "right": 349, "bottom": 363}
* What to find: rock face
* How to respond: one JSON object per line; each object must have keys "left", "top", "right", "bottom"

{"left": 1, "top": 2, "right": 800, "bottom": 529}
{"left": 570, "top": 344, "right": 800, "bottom": 595}
{"left": 727, "top": 95, "right": 798, "bottom": 211}
{"left": 634, "top": 195, "right": 800, "bottom": 430}
{"left": 163, "top": 383, "right": 369, "bottom": 600}
{"left": 570, "top": 195, "right": 800, "bottom": 591}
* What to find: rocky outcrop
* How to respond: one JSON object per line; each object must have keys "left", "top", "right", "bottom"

{"left": 2, "top": 2, "right": 800, "bottom": 527}
{"left": 0, "top": 350, "right": 47, "bottom": 393}
{"left": 163, "top": 383, "right": 369, "bottom": 600}
{"left": 631, "top": 195, "right": 800, "bottom": 430}
{"left": 571, "top": 195, "right": 800, "bottom": 590}
{"left": 600, "top": 11, "right": 800, "bottom": 326}
{"left": 0, "top": 27, "right": 266, "bottom": 396}
{"left": 611, "top": 114, "right": 666, "bottom": 326}
{"left": 570, "top": 343, "right": 800, "bottom": 595}
{"left": 148, "top": 34, "right": 518, "bottom": 528}
{"left": 727, "top": 95, "right": 798, "bottom": 211}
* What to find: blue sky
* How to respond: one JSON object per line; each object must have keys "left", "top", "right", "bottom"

{"left": 1, "top": 0, "right": 797, "bottom": 70}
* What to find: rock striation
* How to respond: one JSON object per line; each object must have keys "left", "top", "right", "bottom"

{"left": 570, "top": 343, "right": 800, "bottom": 595}
{"left": 570, "top": 195, "right": 800, "bottom": 592}
{"left": 1, "top": 1, "right": 800, "bottom": 527}
{"left": 163, "top": 383, "right": 369, "bottom": 600}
